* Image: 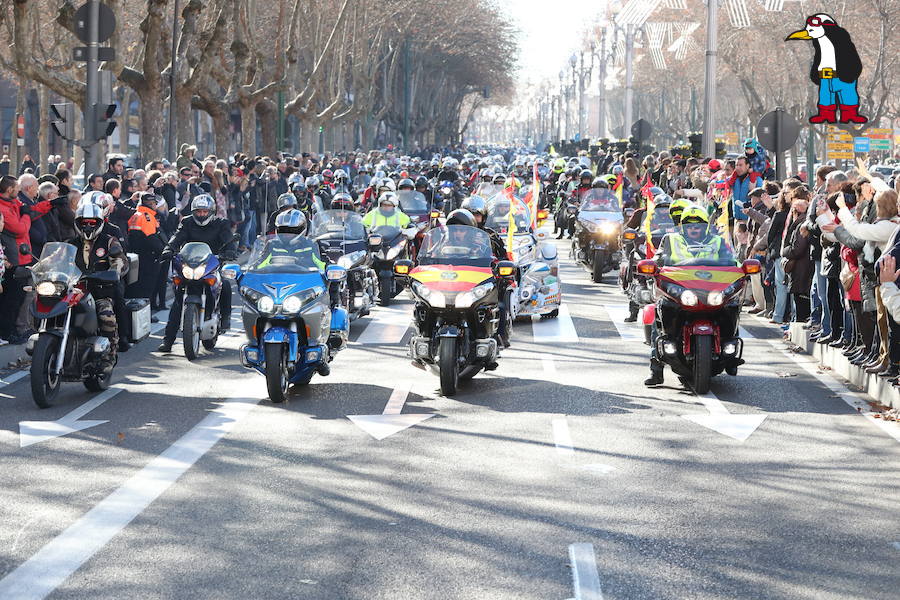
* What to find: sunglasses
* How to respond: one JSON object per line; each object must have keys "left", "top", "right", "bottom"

{"left": 80, "top": 218, "right": 99, "bottom": 227}
{"left": 805, "top": 16, "right": 834, "bottom": 27}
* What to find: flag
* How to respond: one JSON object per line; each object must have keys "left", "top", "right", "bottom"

{"left": 530, "top": 162, "right": 540, "bottom": 228}
{"left": 644, "top": 194, "right": 656, "bottom": 259}
{"left": 639, "top": 176, "right": 654, "bottom": 210}
{"left": 614, "top": 172, "right": 624, "bottom": 208}
{"left": 504, "top": 187, "right": 517, "bottom": 260}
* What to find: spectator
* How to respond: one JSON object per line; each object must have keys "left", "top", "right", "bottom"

{"left": 727, "top": 156, "right": 762, "bottom": 221}
{"left": 19, "top": 154, "right": 36, "bottom": 176}
{"left": 57, "top": 189, "right": 80, "bottom": 241}
{"left": 104, "top": 156, "right": 125, "bottom": 183}
{"left": 86, "top": 173, "right": 104, "bottom": 192}
{"left": 37, "top": 180, "right": 61, "bottom": 244}
{"left": 55, "top": 168, "right": 73, "bottom": 197}
{"left": 806, "top": 167, "right": 842, "bottom": 341}
{"left": 0, "top": 155, "right": 9, "bottom": 177}
{"left": 780, "top": 188, "right": 813, "bottom": 323}
{"left": 127, "top": 192, "right": 165, "bottom": 300}
{"left": 176, "top": 144, "right": 197, "bottom": 172}
{"left": 0, "top": 176, "right": 35, "bottom": 343}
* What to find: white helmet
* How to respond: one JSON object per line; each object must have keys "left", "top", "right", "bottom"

{"left": 190, "top": 194, "right": 215, "bottom": 226}
{"left": 378, "top": 192, "right": 398, "bottom": 208}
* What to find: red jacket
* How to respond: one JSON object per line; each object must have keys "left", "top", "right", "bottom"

{"left": 0, "top": 194, "right": 51, "bottom": 265}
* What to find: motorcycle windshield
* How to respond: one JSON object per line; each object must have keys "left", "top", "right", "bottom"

{"left": 649, "top": 206, "right": 676, "bottom": 234}
{"left": 661, "top": 230, "right": 738, "bottom": 267}
{"left": 310, "top": 210, "right": 366, "bottom": 240}
{"left": 31, "top": 242, "right": 81, "bottom": 286}
{"left": 179, "top": 242, "right": 213, "bottom": 268}
{"left": 246, "top": 234, "right": 324, "bottom": 274}
{"left": 474, "top": 183, "right": 504, "bottom": 200}
{"left": 579, "top": 189, "right": 620, "bottom": 213}
{"left": 418, "top": 226, "right": 493, "bottom": 267}
{"left": 397, "top": 190, "right": 428, "bottom": 214}
{"left": 485, "top": 199, "right": 531, "bottom": 233}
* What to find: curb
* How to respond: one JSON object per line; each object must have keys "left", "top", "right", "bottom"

{"left": 787, "top": 323, "right": 899, "bottom": 410}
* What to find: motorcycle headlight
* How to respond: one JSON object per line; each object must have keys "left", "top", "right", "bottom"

{"left": 257, "top": 296, "right": 275, "bottom": 314}
{"left": 282, "top": 287, "right": 324, "bottom": 313}
{"left": 455, "top": 282, "right": 494, "bottom": 308}
{"left": 598, "top": 221, "right": 619, "bottom": 235}
{"left": 706, "top": 291, "right": 724, "bottom": 306}
{"left": 582, "top": 220, "right": 597, "bottom": 232}
{"left": 680, "top": 290, "right": 698, "bottom": 307}
{"left": 36, "top": 281, "right": 63, "bottom": 296}
{"left": 338, "top": 250, "right": 366, "bottom": 268}
{"left": 182, "top": 264, "right": 206, "bottom": 280}
{"left": 411, "top": 281, "right": 445, "bottom": 308}
{"left": 368, "top": 235, "right": 383, "bottom": 246}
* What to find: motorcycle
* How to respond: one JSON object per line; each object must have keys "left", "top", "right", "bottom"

{"left": 571, "top": 188, "right": 624, "bottom": 283}
{"left": 369, "top": 224, "right": 416, "bottom": 306}
{"left": 484, "top": 198, "right": 560, "bottom": 320}
{"left": 397, "top": 189, "right": 433, "bottom": 256}
{"left": 310, "top": 209, "right": 377, "bottom": 320}
{"left": 437, "top": 181, "right": 459, "bottom": 214}
{"left": 25, "top": 242, "right": 148, "bottom": 408}
{"left": 225, "top": 234, "right": 349, "bottom": 403}
{"left": 171, "top": 242, "right": 226, "bottom": 360}
{"left": 393, "top": 225, "right": 515, "bottom": 396}
{"left": 637, "top": 251, "right": 760, "bottom": 394}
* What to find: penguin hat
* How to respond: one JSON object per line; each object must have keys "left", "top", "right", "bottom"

{"left": 786, "top": 13, "right": 867, "bottom": 125}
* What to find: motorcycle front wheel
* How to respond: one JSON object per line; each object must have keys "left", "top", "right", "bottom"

{"left": 438, "top": 337, "right": 459, "bottom": 396}
{"left": 379, "top": 276, "right": 392, "bottom": 307}
{"left": 30, "top": 334, "right": 61, "bottom": 409}
{"left": 265, "top": 343, "right": 290, "bottom": 403}
{"left": 592, "top": 250, "right": 607, "bottom": 283}
{"left": 202, "top": 311, "right": 219, "bottom": 351}
{"left": 692, "top": 335, "right": 712, "bottom": 394}
{"left": 183, "top": 304, "right": 201, "bottom": 361}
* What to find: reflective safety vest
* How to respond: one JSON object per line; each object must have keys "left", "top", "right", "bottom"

{"left": 256, "top": 244, "right": 326, "bottom": 271}
{"left": 667, "top": 233, "right": 725, "bottom": 263}
{"left": 362, "top": 209, "right": 411, "bottom": 229}
{"left": 127, "top": 205, "right": 159, "bottom": 236}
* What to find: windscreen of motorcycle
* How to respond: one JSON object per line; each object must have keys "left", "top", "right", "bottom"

{"left": 310, "top": 210, "right": 366, "bottom": 240}
{"left": 245, "top": 234, "right": 324, "bottom": 274}
{"left": 579, "top": 189, "right": 621, "bottom": 214}
{"left": 485, "top": 199, "right": 531, "bottom": 234}
{"left": 179, "top": 242, "right": 214, "bottom": 268}
{"left": 397, "top": 190, "right": 429, "bottom": 215}
{"left": 31, "top": 242, "right": 81, "bottom": 287}
{"left": 417, "top": 226, "right": 493, "bottom": 268}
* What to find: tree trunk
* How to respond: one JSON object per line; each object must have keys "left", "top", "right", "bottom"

{"left": 119, "top": 87, "right": 132, "bottom": 155}
{"left": 210, "top": 110, "right": 231, "bottom": 157}
{"left": 139, "top": 88, "right": 165, "bottom": 162}
{"left": 240, "top": 103, "right": 256, "bottom": 155}
{"left": 73, "top": 104, "right": 83, "bottom": 173}
{"left": 39, "top": 85, "right": 49, "bottom": 176}
{"left": 299, "top": 119, "right": 314, "bottom": 153}
{"left": 11, "top": 82, "right": 25, "bottom": 171}
{"left": 175, "top": 87, "right": 193, "bottom": 151}
{"left": 257, "top": 101, "right": 277, "bottom": 158}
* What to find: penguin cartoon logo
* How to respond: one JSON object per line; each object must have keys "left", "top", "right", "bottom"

{"left": 786, "top": 13, "right": 867, "bottom": 125}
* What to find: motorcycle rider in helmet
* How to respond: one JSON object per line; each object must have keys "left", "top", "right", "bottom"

{"left": 266, "top": 192, "right": 299, "bottom": 234}
{"left": 254, "top": 209, "right": 327, "bottom": 275}
{"left": 363, "top": 192, "right": 413, "bottom": 229}
{"left": 289, "top": 178, "right": 313, "bottom": 216}
{"left": 71, "top": 201, "right": 127, "bottom": 369}
{"left": 461, "top": 195, "right": 507, "bottom": 261}
{"left": 397, "top": 178, "right": 415, "bottom": 192}
{"left": 574, "top": 169, "right": 594, "bottom": 199}
{"left": 333, "top": 169, "right": 351, "bottom": 194}
{"left": 414, "top": 176, "right": 433, "bottom": 204}
{"left": 622, "top": 192, "right": 671, "bottom": 323}
{"left": 643, "top": 207, "right": 732, "bottom": 386}
{"left": 668, "top": 198, "right": 691, "bottom": 227}
{"left": 156, "top": 194, "right": 239, "bottom": 353}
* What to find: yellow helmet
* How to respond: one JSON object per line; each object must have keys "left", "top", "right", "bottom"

{"left": 679, "top": 206, "right": 709, "bottom": 225}
{"left": 669, "top": 198, "right": 691, "bottom": 221}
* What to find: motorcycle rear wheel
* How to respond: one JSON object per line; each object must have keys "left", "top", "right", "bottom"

{"left": 183, "top": 304, "right": 201, "bottom": 361}
{"left": 692, "top": 335, "right": 712, "bottom": 394}
{"left": 592, "top": 250, "right": 606, "bottom": 283}
{"left": 438, "top": 337, "right": 459, "bottom": 396}
{"left": 265, "top": 343, "right": 290, "bottom": 403}
{"left": 30, "top": 334, "right": 61, "bottom": 409}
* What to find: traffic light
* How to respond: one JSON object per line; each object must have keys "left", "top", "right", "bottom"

{"left": 98, "top": 103, "right": 117, "bottom": 139}
{"left": 715, "top": 141, "right": 726, "bottom": 158}
{"left": 50, "top": 103, "right": 75, "bottom": 141}
{"left": 688, "top": 133, "right": 702, "bottom": 157}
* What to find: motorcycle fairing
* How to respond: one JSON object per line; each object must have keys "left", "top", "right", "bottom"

{"left": 409, "top": 265, "right": 493, "bottom": 292}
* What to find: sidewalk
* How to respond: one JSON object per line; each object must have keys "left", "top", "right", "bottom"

{"left": 0, "top": 340, "right": 29, "bottom": 380}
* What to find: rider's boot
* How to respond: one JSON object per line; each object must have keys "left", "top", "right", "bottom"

{"left": 644, "top": 359, "right": 664, "bottom": 386}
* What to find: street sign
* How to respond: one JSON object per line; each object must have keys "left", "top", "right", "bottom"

{"left": 869, "top": 139, "right": 891, "bottom": 151}
{"left": 631, "top": 118, "right": 652, "bottom": 142}
{"left": 756, "top": 109, "right": 800, "bottom": 152}
{"left": 827, "top": 151, "right": 855, "bottom": 160}
{"left": 50, "top": 104, "right": 76, "bottom": 141}
{"left": 73, "top": 46, "right": 115, "bottom": 62}
{"left": 725, "top": 132, "right": 739, "bottom": 146}
{"left": 853, "top": 137, "right": 870, "bottom": 152}
{"left": 74, "top": 1, "right": 116, "bottom": 44}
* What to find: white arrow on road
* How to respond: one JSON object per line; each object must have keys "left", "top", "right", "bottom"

{"left": 348, "top": 382, "right": 434, "bottom": 440}
{"left": 19, "top": 387, "right": 122, "bottom": 448}
{"left": 682, "top": 391, "right": 766, "bottom": 442}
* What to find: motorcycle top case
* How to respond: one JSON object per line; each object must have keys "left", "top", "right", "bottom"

{"left": 125, "top": 298, "right": 151, "bottom": 342}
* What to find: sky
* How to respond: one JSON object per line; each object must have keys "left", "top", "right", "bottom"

{"left": 506, "top": 0, "right": 609, "bottom": 84}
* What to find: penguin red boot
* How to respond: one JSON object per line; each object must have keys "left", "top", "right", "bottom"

{"left": 839, "top": 105, "right": 868, "bottom": 124}
{"left": 809, "top": 104, "right": 837, "bottom": 124}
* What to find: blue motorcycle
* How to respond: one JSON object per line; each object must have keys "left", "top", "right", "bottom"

{"left": 223, "top": 234, "right": 349, "bottom": 403}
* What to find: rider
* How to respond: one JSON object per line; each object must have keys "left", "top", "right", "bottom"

{"left": 254, "top": 210, "right": 327, "bottom": 273}
{"left": 156, "top": 194, "right": 238, "bottom": 353}
{"left": 668, "top": 198, "right": 691, "bottom": 227}
{"left": 362, "top": 192, "right": 412, "bottom": 229}
{"left": 71, "top": 201, "right": 127, "bottom": 369}
{"left": 266, "top": 192, "right": 299, "bottom": 234}
{"left": 644, "top": 207, "right": 733, "bottom": 386}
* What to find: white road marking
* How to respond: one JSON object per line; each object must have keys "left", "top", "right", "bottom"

{"left": 532, "top": 304, "right": 578, "bottom": 343}
{"left": 348, "top": 381, "right": 434, "bottom": 440}
{"left": 19, "top": 387, "right": 124, "bottom": 448}
{"left": 552, "top": 417, "right": 575, "bottom": 456}
{"left": 568, "top": 542, "right": 604, "bottom": 600}
{"left": 0, "top": 396, "right": 261, "bottom": 599}
{"left": 682, "top": 390, "right": 767, "bottom": 442}
{"left": 541, "top": 354, "right": 557, "bottom": 376}
{"left": 0, "top": 370, "right": 28, "bottom": 388}
{"left": 356, "top": 306, "right": 411, "bottom": 345}
{"left": 603, "top": 304, "right": 642, "bottom": 340}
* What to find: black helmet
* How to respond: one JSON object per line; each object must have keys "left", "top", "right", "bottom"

{"left": 190, "top": 194, "right": 215, "bottom": 226}
{"left": 276, "top": 192, "right": 298, "bottom": 210}
{"left": 74, "top": 201, "right": 106, "bottom": 240}
{"left": 331, "top": 192, "right": 355, "bottom": 211}
{"left": 591, "top": 177, "right": 608, "bottom": 189}
{"left": 414, "top": 175, "right": 429, "bottom": 189}
{"left": 580, "top": 169, "right": 593, "bottom": 185}
{"left": 275, "top": 209, "right": 308, "bottom": 235}
{"left": 446, "top": 208, "right": 477, "bottom": 227}
{"left": 461, "top": 196, "right": 488, "bottom": 223}
{"left": 397, "top": 178, "right": 415, "bottom": 191}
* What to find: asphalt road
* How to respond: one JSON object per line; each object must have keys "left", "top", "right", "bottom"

{"left": 0, "top": 234, "right": 898, "bottom": 600}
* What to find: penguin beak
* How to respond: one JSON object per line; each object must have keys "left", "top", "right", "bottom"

{"left": 786, "top": 29, "right": 813, "bottom": 41}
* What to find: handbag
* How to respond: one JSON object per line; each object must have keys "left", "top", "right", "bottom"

{"left": 781, "top": 256, "right": 796, "bottom": 274}
{"left": 839, "top": 263, "right": 855, "bottom": 291}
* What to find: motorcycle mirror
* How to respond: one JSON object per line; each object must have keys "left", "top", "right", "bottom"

{"left": 325, "top": 265, "right": 348, "bottom": 281}
{"left": 496, "top": 261, "right": 516, "bottom": 278}
{"left": 222, "top": 264, "right": 242, "bottom": 280}
{"left": 636, "top": 259, "right": 657, "bottom": 276}
{"left": 741, "top": 259, "right": 761, "bottom": 275}
{"left": 368, "top": 235, "right": 383, "bottom": 247}
{"left": 623, "top": 228, "right": 638, "bottom": 241}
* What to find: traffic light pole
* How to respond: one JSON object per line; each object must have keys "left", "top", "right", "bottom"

{"left": 83, "top": 0, "right": 100, "bottom": 176}
{"left": 701, "top": 0, "right": 718, "bottom": 158}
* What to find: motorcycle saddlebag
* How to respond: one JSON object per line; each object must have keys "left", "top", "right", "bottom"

{"left": 126, "top": 298, "right": 151, "bottom": 343}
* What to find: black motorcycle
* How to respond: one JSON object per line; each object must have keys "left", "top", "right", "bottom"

{"left": 310, "top": 209, "right": 377, "bottom": 320}
{"left": 369, "top": 224, "right": 416, "bottom": 306}
{"left": 393, "top": 225, "right": 515, "bottom": 396}
{"left": 571, "top": 189, "right": 624, "bottom": 282}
